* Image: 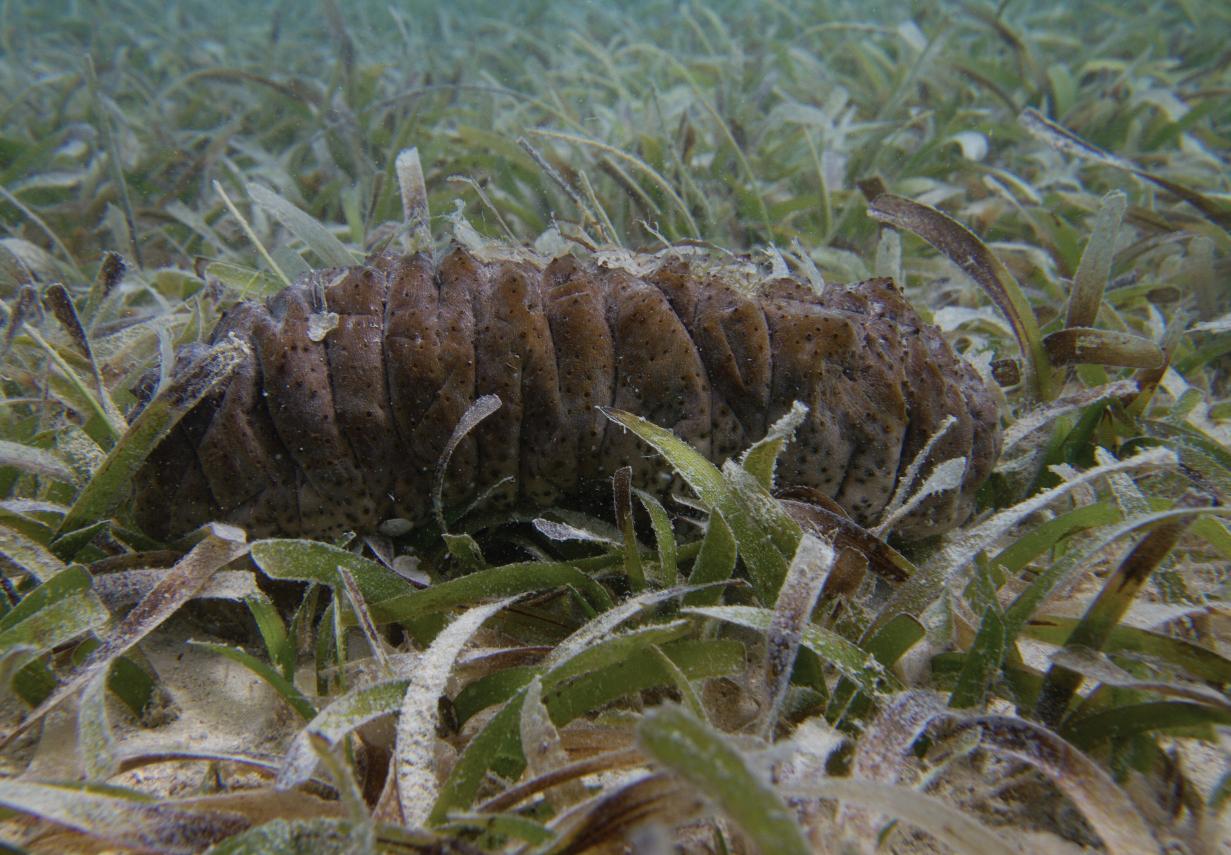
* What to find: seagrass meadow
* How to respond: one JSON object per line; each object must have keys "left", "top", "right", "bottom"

{"left": 0, "top": 0, "right": 1229, "bottom": 852}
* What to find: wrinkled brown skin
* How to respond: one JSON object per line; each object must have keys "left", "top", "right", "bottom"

{"left": 132, "top": 247, "right": 1002, "bottom": 542}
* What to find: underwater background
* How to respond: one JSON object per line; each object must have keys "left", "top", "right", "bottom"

{"left": 5, "top": 0, "right": 1227, "bottom": 275}
{"left": 0, "top": 0, "right": 1229, "bottom": 852}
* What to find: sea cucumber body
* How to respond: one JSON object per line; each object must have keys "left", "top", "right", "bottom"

{"left": 132, "top": 246, "right": 1001, "bottom": 541}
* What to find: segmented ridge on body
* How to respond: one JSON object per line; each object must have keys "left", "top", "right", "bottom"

{"left": 131, "top": 245, "right": 1002, "bottom": 542}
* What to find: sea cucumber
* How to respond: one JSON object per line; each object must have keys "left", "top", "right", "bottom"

{"left": 131, "top": 244, "right": 1002, "bottom": 542}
